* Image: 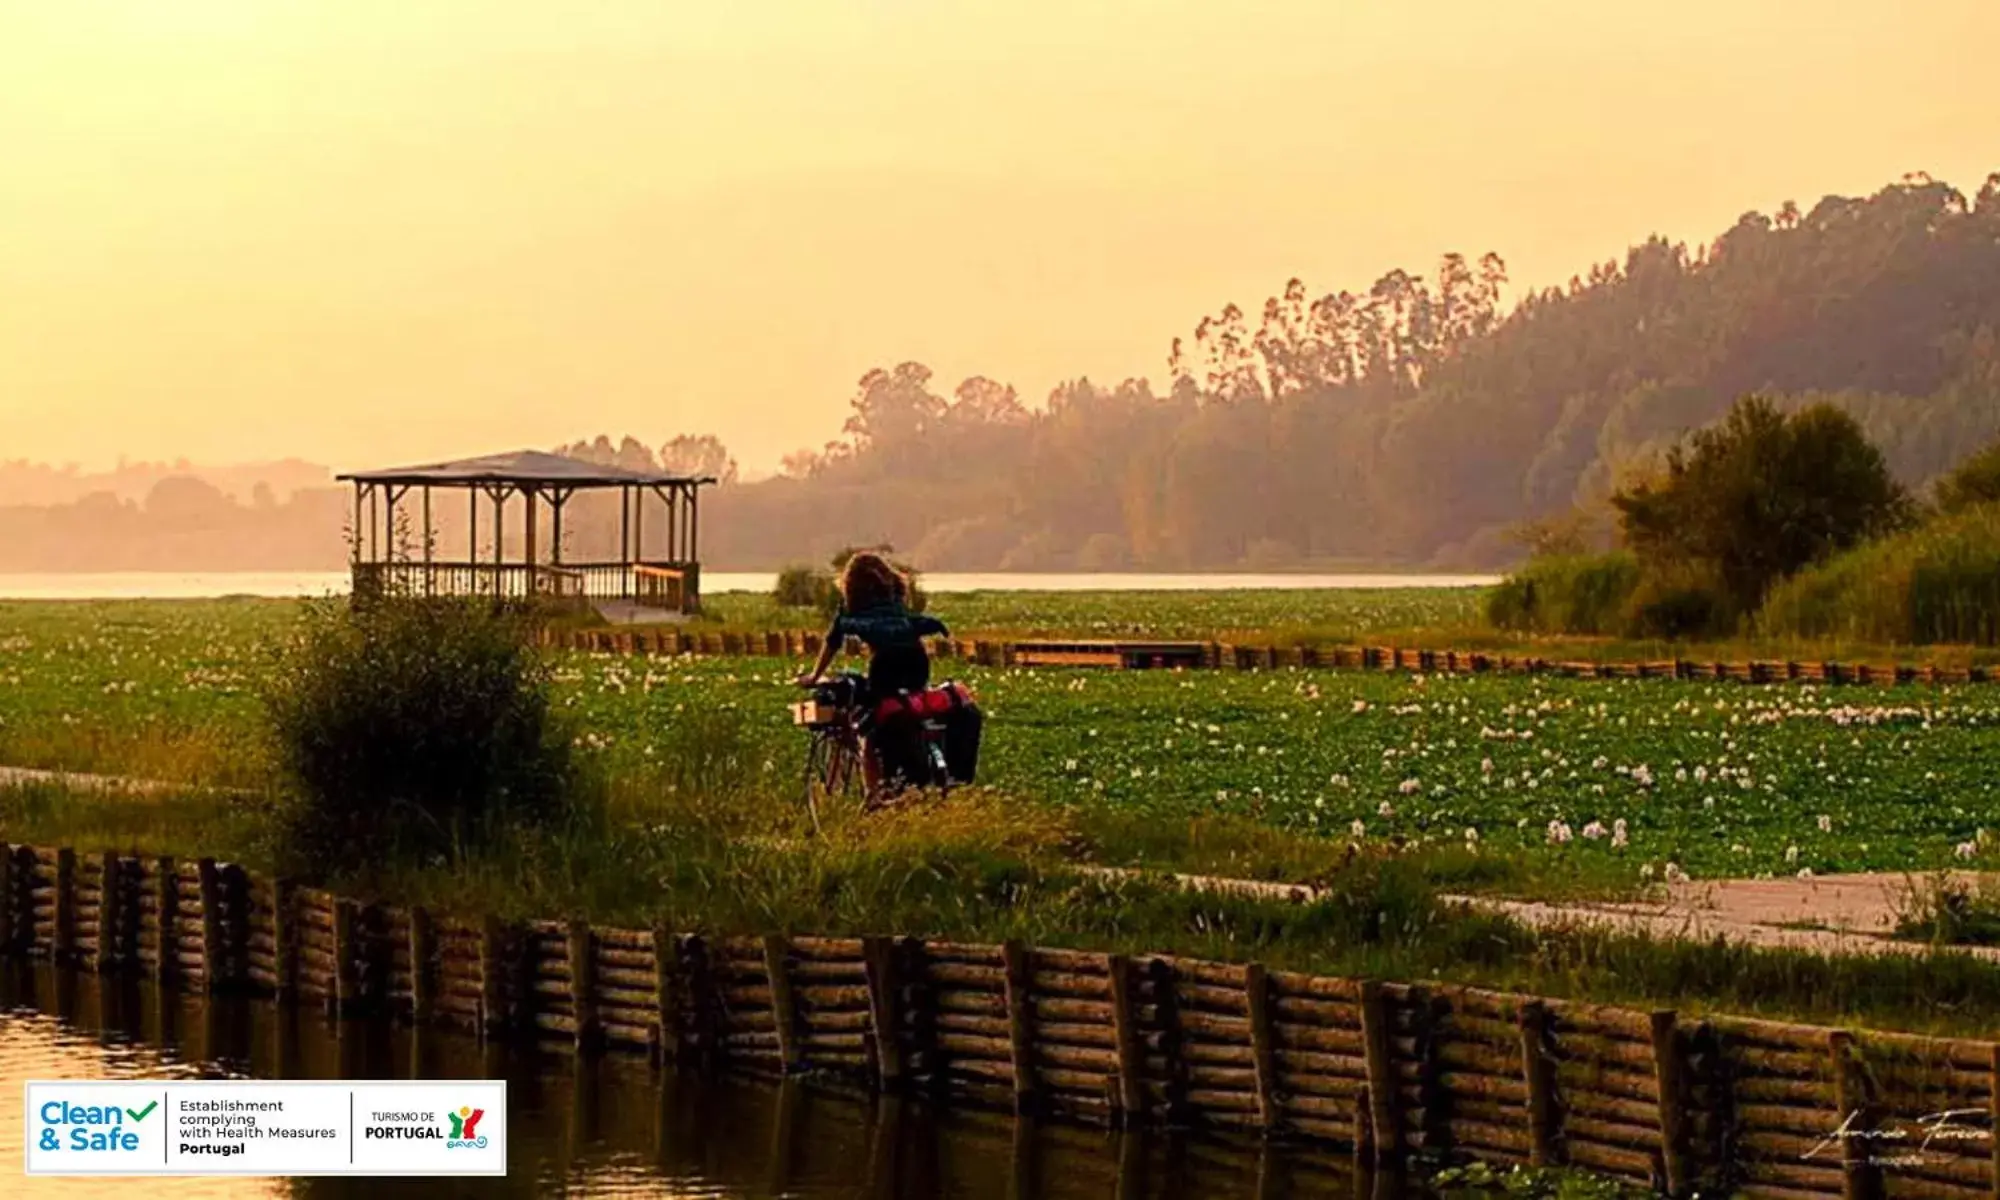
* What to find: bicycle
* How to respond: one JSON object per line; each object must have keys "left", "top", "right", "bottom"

{"left": 792, "top": 672, "right": 867, "bottom": 834}
{"left": 791, "top": 671, "right": 959, "bottom": 834}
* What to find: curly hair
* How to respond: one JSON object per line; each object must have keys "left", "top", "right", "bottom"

{"left": 838, "top": 551, "right": 906, "bottom": 611}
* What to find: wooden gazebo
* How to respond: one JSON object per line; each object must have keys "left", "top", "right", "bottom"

{"left": 337, "top": 450, "right": 715, "bottom": 617}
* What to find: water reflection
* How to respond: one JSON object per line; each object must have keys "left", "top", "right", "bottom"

{"left": 3, "top": 964, "right": 1410, "bottom": 1198}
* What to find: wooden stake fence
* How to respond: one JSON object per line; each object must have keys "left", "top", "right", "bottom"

{"left": 539, "top": 627, "right": 1993, "bottom": 689}
{"left": 5, "top": 837, "right": 1999, "bottom": 1199}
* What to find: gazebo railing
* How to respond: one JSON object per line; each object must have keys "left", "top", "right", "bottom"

{"left": 352, "top": 560, "right": 697, "bottom": 610}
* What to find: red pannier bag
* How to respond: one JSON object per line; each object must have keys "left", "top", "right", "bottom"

{"left": 872, "top": 682, "right": 983, "bottom": 784}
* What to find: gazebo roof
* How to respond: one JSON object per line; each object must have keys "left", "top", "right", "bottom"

{"left": 337, "top": 450, "right": 714, "bottom": 488}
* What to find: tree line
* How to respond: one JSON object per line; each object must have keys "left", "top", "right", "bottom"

{"left": 659, "top": 172, "right": 2000, "bottom": 572}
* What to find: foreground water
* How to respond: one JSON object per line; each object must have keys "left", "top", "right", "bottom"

{"left": 0, "top": 572, "right": 1495, "bottom": 600}
{"left": 1, "top": 965, "right": 1379, "bottom": 1198}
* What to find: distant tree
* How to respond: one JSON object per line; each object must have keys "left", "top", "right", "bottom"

{"left": 659, "top": 434, "right": 737, "bottom": 483}
{"left": 842, "top": 363, "right": 947, "bottom": 457}
{"left": 1611, "top": 396, "right": 1911, "bottom": 613}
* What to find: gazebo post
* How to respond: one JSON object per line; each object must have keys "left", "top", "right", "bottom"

{"left": 666, "top": 485, "right": 679, "bottom": 562}
{"left": 422, "top": 485, "right": 433, "bottom": 572}
{"left": 618, "top": 485, "right": 631, "bottom": 567}
{"left": 350, "top": 483, "right": 363, "bottom": 566}
{"left": 468, "top": 487, "right": 479, "bottom": 594}
{"left": 633, "top": 487, "right": 645, "bottom": 567}
{"left": 550, "top": 489, "right": 567, "bottom": 567}
{"left": 524, "top": 487, "right": 539, "bottom": 593}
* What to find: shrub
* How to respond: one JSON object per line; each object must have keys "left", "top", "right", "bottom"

{"left": 1485, "top": 552, "right": 1640, "bottom": 635}
{"left": 1935, "top": 440, "right": 2000, "bottom": 515}
{"left": 1758, "top": 503, "right": 2000, "bottom": 645}
{"left": 1613, "top": 396, "right": 1911, "bottom": 614}
{"left": 1620, "top": 561, "right": 1735, "bottom": 639}
{"left": 773, "top": 563, "right": 831, "bottom": 608}
{"left": 260, "top": 597, "right": 581, "bottom": 878}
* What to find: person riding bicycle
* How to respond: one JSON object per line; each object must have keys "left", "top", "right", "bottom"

{"left": 795, "top": 551, "right": 950, "bottom": 796}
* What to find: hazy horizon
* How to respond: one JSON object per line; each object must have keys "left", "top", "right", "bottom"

{"left": 4, "top": 1, "right": 1995, "bottom": 476}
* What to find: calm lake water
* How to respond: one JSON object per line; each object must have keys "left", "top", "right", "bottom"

{"left": 0, "top": 572, "right": 1494, "bottom": 600}
{"left": 1, "top": 964, "right": 1387, "bottom": 1198}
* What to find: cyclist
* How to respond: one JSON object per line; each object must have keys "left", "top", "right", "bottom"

{"left": 795, "top": 551, "right": 950, "bottom": 796}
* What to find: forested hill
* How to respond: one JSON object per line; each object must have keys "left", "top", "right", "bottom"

{"left": 12, "top": 174, "right": 1993, "bottom": 574}
{"left": 681, "top": 172, "right": 2000, "bottom": 572}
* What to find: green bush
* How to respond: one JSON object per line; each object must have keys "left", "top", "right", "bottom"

{"left": 1758, "top": 503, "right": 2000, "bottom": 645}
{"left": 1936, "top": 440, "right": 2000, "bottom": 515}
{"left": 772, "top": 563, "right": 831, "bottom": 608}
{"left": 1485, "top": 552, "right": 1640, "bottom": 635}
{"left": 260, "top": 598, "right": 582, "bottom": 878}
{"left": 1613, "top": 396, "right": 1910, "bottom": 614}
{"left": 1620, "top": 561, "right": 1735, "bottom": 639}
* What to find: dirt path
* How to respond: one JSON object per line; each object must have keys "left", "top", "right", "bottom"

{"left": 0, "top": 764, "right": 224, "bottom": 796}
{"left": 1084, "top": 864, "right": 2000, "bottom": 962}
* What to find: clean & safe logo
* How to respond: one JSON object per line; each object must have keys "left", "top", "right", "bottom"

{"left": 32, "top": 1092, "right": 160, "bottom": 1159}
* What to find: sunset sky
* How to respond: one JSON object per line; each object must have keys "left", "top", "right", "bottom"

{"left": 2, "top": 1, "right": 1993, "bottom": 478}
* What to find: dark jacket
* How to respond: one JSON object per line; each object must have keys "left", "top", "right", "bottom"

{"left": 827, "top": 602, "right": 949, "bottom": 695}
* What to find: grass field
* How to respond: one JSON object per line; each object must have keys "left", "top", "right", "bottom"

{"left": 5, "top": 596, "right": 2000, "bottom": 886}
{"left": 14, "top": 594, "right": 2000, "bottom": 1037}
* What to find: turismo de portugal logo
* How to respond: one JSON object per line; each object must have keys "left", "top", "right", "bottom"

{"left": 447, "top": 1105, "right": 487, "bottom": 1148}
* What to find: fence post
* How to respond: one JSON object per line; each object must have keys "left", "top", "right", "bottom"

{"left": 863, "top": 936, "right": 904, "bottom": 1089}
{"left": 763, "top": 934, "right": 800, "bottom": 1073}
{"left": 1105, "top": 954, "right": 1145, "bottom": 1124}
{"left": 1988, "top": 1043, "right": 2000, "bottom": 1200}
{"left": 0, "top": 844, "right": 14, "bottom": 954}
{"left": 95, "top": 852, "right": 121, "bottom": 972}
{"left": 1244, "top": 962, "right": 1280, "bottom": 1133}
{"left": 1830, "top": 1030, "right": 1883, "bottom": 1200}
{"left": 53, "top": 847, "right": 76, "bottom": 962}
{"left": 1651, "top": 1011, "right": 1691, "bottom": 1197}
{"left": 1001, "top": 941, "right": 1037, "bottom": 1114}
{"left": 196, "top": 858, "right": 223, "bottom": 993}
{"left": 651, "top": 923, "right": 680, "bottom": 1063}
{"left": 329, "top": 898, "right": 354, "bottom": 1014}
{"left": 153, "top": 856, "right": 177, "bottom": 987}
{"left": 271, "top": 879, "right": 294, "bottom": 998}
{"left": 478, "top": 914, "right": 506, "bottom": 1037}
{"left": 1358, "top": 981, "right": 1401, "bottom": 1164}
{"left": 569, "top": 920, "right": 600, "bottom": 1053}
{"left": 1518, "top": 999, "right": 1559, "bottom": 1167}
{"left": 408, "top": 906, "right": 434, "bottom": 1024}
{"left": 680, "top": 935, "right": 719, "bottom": 1065}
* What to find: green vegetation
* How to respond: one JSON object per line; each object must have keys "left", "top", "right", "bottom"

{"left": 1613, "top": 396, "right": 1910, "bottom": 622}
{"left": 1495, "top": 397, "right": 1916, "bottom": 642}
{"left": 18, "top": 764, "right": 2000, "bottom": 1038}
{"left": 1935, "top": 437, "right": 2000, "bottom": 515}
{"left": 1759, "top": 502, "right": 2000, "bottom": 646}
{"left": 261, "top": 598, "right": 581, "bottom": 876}
{"left": 14, "top": 587, "right": 2000, "bottom": 1038}
{"left": 1485, "top": 553, "right": 1639, "bottom": 636}
{"left": 1893, "top": 871, "right": 2000, "bottom": 947}
{"left": 9, "top": 597, "right": 2000, "bottom": 888}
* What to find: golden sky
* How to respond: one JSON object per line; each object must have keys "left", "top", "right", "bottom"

{"left": 2, "top": 0, "right": 1993, "bottom": 477}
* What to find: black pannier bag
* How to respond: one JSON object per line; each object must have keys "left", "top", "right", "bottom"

{"left": 940, "top": 683, "right": 983, "bottom": 784}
